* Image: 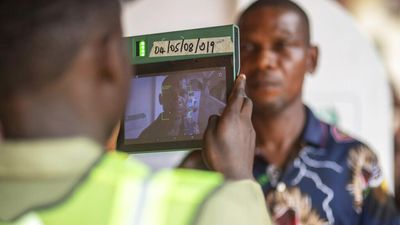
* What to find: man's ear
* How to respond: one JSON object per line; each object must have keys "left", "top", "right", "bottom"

{"left": 97, "top": 32, "right": 131, "bottom": 113}
{"left": 100, "top": 33, "right": 130, "bottom": 85}
{"left": 159, "top": 93, "right": 163, "bottom": 105}
{"left": 307, "top": 45, "right": 319, "bottom": 74}
{"left": 95, "top": 31, "right": 131, "bottom": 138}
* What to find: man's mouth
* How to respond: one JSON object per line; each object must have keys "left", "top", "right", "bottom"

{"left": 253, "top": 80, "right": 281, "bottom": 88}
{"left": 248, "top": 78, "right": 283, "bottom": 93}
{"left": 247, "top": 70, "right": 282, "bottom": 86}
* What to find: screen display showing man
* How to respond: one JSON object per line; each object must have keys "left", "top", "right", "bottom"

{"left": 124, "top": 67, "right": 226, "bottom": 144}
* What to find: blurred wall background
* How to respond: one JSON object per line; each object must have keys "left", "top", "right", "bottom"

{"left": 122, "top": 0, "right": 394, "bottom": 191}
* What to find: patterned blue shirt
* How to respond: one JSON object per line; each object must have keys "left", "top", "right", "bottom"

{"left": 253, "top": 106, "right": 399, "bottom": 225}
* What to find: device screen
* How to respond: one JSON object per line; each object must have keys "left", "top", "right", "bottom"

{"left": 124, "top": 67, "right": 226, "bottom": 145}
{"left": 118, "top": 54, "right": 234, "bottom": 152}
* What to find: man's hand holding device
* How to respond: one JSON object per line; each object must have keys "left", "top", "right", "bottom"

{"left": 203, "top": 74, "right": 255, "bottom": 180}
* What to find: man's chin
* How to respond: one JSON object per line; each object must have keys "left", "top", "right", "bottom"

{"left": 252, "top": 98, "right": 286, "bottom": 114}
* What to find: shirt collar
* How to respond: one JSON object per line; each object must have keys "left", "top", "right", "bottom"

{"left": 301, "top": 106, "right": 327, "bottom": 148}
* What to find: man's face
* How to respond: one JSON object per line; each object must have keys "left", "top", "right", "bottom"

{"left": 240, "top": 6, "right": 315, "bottom": 113}
{"left": 161, "top": 78, "right": 190, "bottom": 117}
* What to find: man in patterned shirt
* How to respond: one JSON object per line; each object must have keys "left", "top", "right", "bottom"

{"left": 181, "top": 0, "right": 399, "bottom": 224}
{"left": 239, "top": 0, "right": 399, "bottom": 224}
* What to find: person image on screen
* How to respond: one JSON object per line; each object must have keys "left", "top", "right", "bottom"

{"left": 139, "top": 75, "right": 200, "bottom": 139}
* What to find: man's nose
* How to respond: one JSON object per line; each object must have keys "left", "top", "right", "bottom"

{"left": 255, "top": 48, "right": 278, "bottom": 70}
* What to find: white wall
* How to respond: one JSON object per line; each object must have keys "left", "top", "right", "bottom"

{"left": 122, "top": 0, "right": 238, "bottom": 36}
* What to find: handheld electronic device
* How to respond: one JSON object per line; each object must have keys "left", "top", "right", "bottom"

{"left": 118, "top": 25, "right": 240, "bottom": 152}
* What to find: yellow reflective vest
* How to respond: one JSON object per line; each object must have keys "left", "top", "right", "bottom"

{"left": 1, "top": 152, "right": 223, "bottom": 225}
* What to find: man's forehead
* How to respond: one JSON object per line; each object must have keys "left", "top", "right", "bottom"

{"left": 162, "top": 78, "right": 188, "bottom": 90}
{"left": 240, "top": 6, "right": 309, "bottom": 41}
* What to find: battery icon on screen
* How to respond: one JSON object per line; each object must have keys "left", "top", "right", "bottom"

{"left": 138, "top": 40, "right": 146, "bottom": 57}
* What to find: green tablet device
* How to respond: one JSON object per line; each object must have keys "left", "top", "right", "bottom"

{"left": 118, "top": 25, "right": 240, "bottom": 153}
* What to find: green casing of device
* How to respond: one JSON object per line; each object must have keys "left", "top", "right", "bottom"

{"left": 118, "top": 25, "right": 240, "bottom": 153}
{"left": 126, "top": 24, "right": 240, "bottom": 80}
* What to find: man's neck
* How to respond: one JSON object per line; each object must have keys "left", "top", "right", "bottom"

{"left": 252, "top": 100, "right": 306, "bottom": 168}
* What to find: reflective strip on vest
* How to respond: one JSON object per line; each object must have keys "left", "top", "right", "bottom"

{"left": 136, "top": 169, "right": 223, "bottom": 225}
{"left": 11, "top": 213, "right": 43, "bottom": 225}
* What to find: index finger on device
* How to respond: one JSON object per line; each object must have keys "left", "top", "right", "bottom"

{"left": 226, "top": 74, "right": 247, "bottom": 112}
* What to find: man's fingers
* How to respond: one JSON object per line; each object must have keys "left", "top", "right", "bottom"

{"left": 241, "top": 97, "right": 253, "bottom": 118}
{"left": 203, "top": 115, "right": 219, "bottom": 170}
{"left": 227, "top": 74, "right": 247, "bottom": 112}
{"left": 204, "top": 115, "right": 219, "bottom": 138}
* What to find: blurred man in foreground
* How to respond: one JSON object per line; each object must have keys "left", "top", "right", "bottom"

{"left": 0, "top": 0, "right": 271, "bottom": 225}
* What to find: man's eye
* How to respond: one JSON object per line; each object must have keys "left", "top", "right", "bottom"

{"left": 241, "top": 43, "right": 255, "bottom": 52}
{"left": 274, "top": 41, "right": 288, "bottom": 52}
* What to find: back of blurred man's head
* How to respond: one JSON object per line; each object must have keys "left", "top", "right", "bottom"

{"left": 0, "top": 0, "right": 131, "bottom": 143}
